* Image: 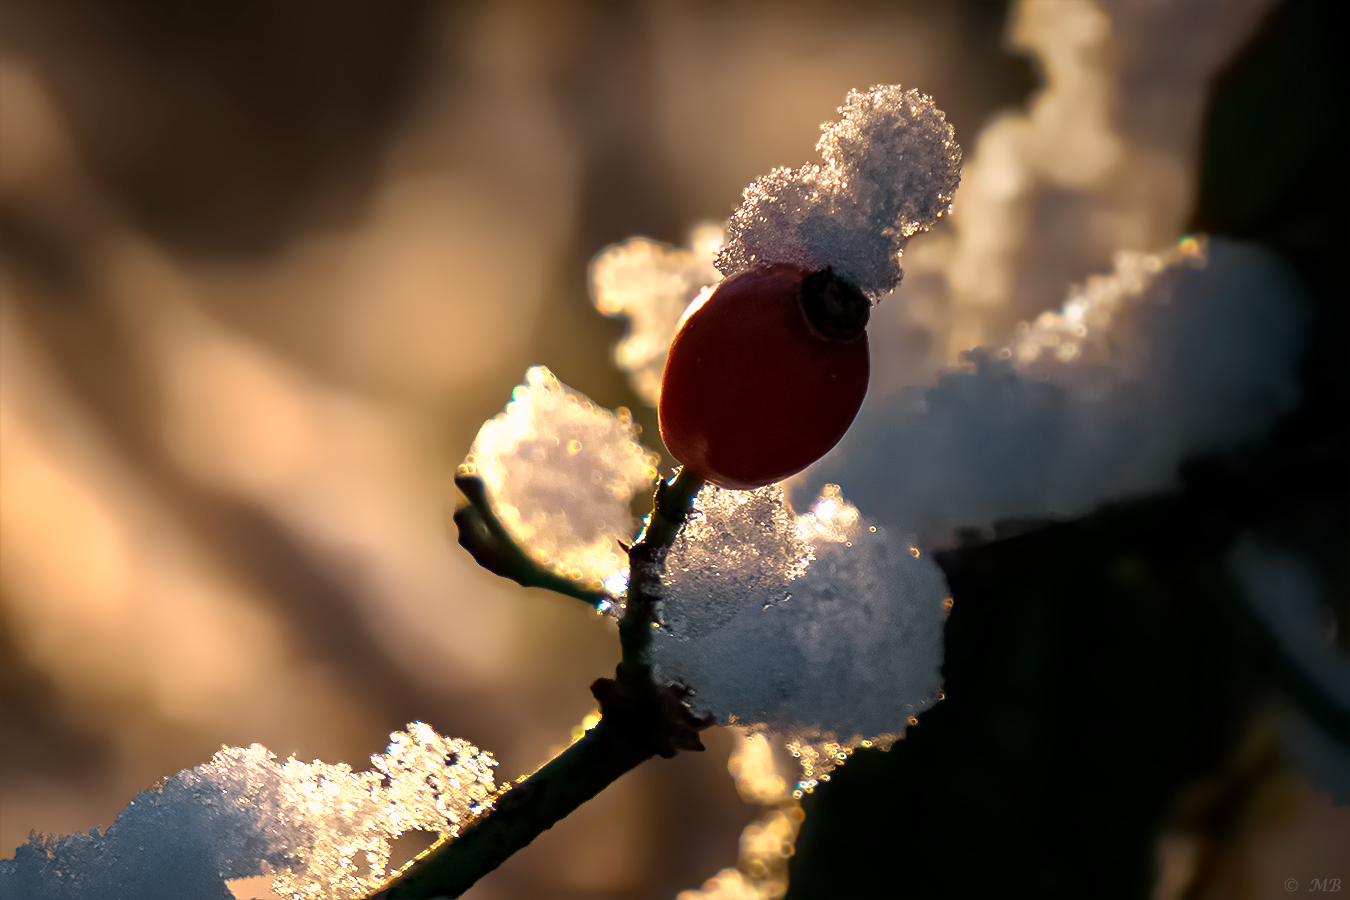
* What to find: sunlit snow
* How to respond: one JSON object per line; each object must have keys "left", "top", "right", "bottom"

{"left": 0, "top": 723, "right": 496, "bottom": 900}
{"left": 590, "top": 224, "right": 725, "bottom": 405}
{"left": 587, "top": 86, "right": 963, "bottom": 407}
{"left": 461, "top": 365, "right": 659, "bottom": 590}
{"left": 717, "top": 84, "right": 962, "bottom": 298}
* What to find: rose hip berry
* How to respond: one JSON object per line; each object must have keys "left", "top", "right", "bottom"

{"left": 658, "top": 264, "right": 870, "bottom": 489}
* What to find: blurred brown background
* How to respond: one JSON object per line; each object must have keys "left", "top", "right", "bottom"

{"left": 0, "top": 3, "right": 1030, "bottom": 897}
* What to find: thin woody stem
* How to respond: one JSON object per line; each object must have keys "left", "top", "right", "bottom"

{"left": 374, "top": 469, "right": 707, "bottom": 899}
{"left": 451, "top": 474, "right": 609, "bottom": 606}
{"left": 618, "top": 467, "right": 707, "bottom": 666}
{"left": 374, "top": 716, "right": 655, "bottom": 899}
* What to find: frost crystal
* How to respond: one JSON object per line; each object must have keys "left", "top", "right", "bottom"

{"left": 461, "top": 366, "right": 659, "bottom": 590}
{"left": 0, "top": 723, "right": 497, "bottom": 900}
{"left": 717, "top": 85, "right": 961, "bottom": 297}
{"left": 651, "top": 484, "right": 947, "bottom": 785}
{"left": 590, "top": 224, "right": 724, "bottom": 405}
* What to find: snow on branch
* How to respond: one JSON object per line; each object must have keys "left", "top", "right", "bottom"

{"left": 651, "top": 483, "right": 947, "bottom": 792}
{"left": 0, "top": 724, "right": 497, "bottom": 900}
{"left": 813, "top": 237, "right": 1309, "bottom": 544}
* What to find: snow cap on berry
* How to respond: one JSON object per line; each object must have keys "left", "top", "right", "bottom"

{"left": 718, "top": 85, "right": 962, "bottom": 298}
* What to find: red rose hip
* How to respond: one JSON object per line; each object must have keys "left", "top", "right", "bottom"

{"left": 658, "top": 264, "right": 871, "bottom": 489}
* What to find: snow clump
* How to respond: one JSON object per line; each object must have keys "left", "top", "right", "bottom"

{"left": 809, "top": 237, "right": 1308, "bottom": 544}
{"left": 651, "top": 483, "right": 948, "bottom": 791}
{"left": 717, "top": 84, "right": 962, "bottom": 298}
{"left": 658, "top": 483, "right": 813, "bottom": 640}
{"left": 461, "top": 365, "right": 659, "bottom": 590}
{"left": 0, "top": 723, "right": 497, "bottom": 900}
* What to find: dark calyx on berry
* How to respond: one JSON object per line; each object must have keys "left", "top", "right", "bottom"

{"left": 799, "top": 267, "right": 870, "bottom": 341}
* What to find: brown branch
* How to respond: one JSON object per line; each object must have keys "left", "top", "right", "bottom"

{"left": 375, "top": 468, "right": 710, "bottom": 899}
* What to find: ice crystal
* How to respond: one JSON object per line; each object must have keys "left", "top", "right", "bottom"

{"left": 811, "top": 237, "right": 1308, "bottom": 544}
{"left": 590, "top": 224, "right": 724, "bottom": 405}
{"left": 461, "top": 366, "right": 659, "bottom": 590}
{"left": 717, "top": 85, "right": 962, "bottom": 297}
{"left": 651, "top": 484, "right": 946, "bottom": 759}
{"left": 0, "top": 723, "right": 497, "bottom": 900}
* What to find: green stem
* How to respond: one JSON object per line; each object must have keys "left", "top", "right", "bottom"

{"left": 374, "top": 469, "right": 707, "bottom": 899}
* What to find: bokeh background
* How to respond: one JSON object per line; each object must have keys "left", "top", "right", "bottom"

{"left": 1, "top": 2, "right": 1344, "bottom": 898}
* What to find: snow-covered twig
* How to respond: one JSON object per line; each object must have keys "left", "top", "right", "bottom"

{"left": 376, "top": 470, "right": 711, "bottom": 899}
